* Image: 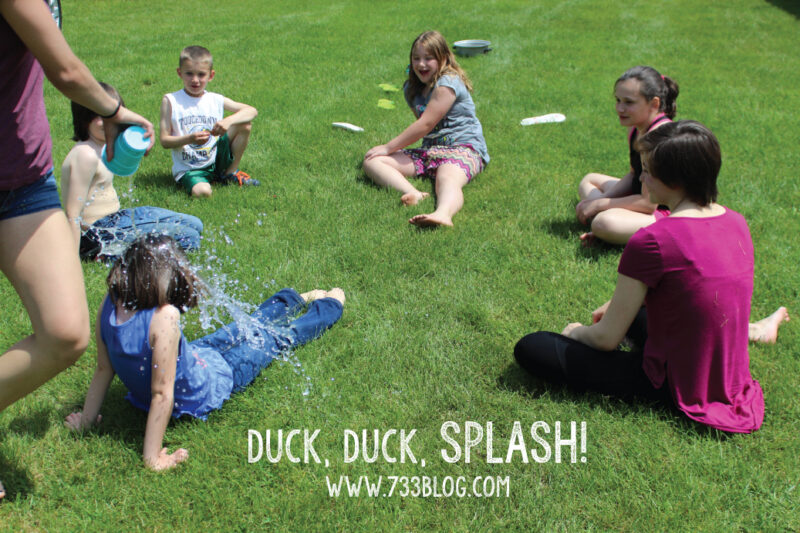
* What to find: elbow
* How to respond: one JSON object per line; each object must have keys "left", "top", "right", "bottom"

{"left": 592, "top": 329, "right": 625, "bottom": 351}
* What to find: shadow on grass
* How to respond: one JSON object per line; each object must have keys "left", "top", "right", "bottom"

{"left": 542, "top": 217, "right": 620, "bottom": 258}
{"left": 6, "top": 407, "right": 51, "bottom": 438}
{"left": 131, "top": 169, "right": 178, "bottom": 193}
{"left": 766, "top": 0, "right": 800, "bottom": 18}
{"left": 497, "top": 363, "right": 730, "bottom": 440}
{"left": 61, "top": 384, "right": 153, "bottom": 448}
{"left": 0, "top": 453, "right": 33, "bottom": 502}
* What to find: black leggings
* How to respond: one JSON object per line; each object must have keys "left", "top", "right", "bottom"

{"left": 514, "top": 309, "right": 670, "bottom": 402}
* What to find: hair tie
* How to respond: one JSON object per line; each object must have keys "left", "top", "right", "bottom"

{"left": 660, "top": 74, "right": 665, "bottom": 81}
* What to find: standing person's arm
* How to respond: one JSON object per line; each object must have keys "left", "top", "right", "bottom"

{"left": 0, "top": 0, "right": 154, "bottom": 158}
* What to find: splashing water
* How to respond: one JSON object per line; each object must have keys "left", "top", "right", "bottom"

{"left": 189, "top": 229, "right": 314, "bottom": 397}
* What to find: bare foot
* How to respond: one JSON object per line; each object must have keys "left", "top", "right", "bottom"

{"left": 749, "top": 307, "right": 790, "bottom": 344}
{"left": 325, "top": 288, "right": 346, "bottom": 305}
{"left": 300, "top": 289, "right": 327, "bottom": 303}
{"left": 401, "top": 191, "right": 429, "bottom": 206}
{"left": 579, "top": 231, "right": 596, "bottom": 248}
{"left": 409, "top": 213, "right": 453, "bottom": 227}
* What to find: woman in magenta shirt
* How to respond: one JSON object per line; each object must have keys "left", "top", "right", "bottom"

{"left": 515, "top": 120, "right": 765, "bottom": 433}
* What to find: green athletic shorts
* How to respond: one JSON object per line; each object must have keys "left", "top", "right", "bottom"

{"left": 177, "top": 133, "right": 234, "bottom": 193}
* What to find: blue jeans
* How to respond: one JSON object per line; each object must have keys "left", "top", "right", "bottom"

{"left": 190, "top": 288, "right": 344, "bottom": 391}
{"left": 80, "top": 206, "right": 203, "bottom": 260}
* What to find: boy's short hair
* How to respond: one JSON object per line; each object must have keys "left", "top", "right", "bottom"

{"left": 635, "top": 120, "right": 721, "bottom": 206}
{"left": 71, "top": 82, "right": 124, "bottom": 142}
{"left": 179, "top": 45, "right": 213, "bottom": 68}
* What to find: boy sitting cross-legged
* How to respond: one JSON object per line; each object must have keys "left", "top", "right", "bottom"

{"left": 159, "top": 45, "right": 259, "bottom": 198}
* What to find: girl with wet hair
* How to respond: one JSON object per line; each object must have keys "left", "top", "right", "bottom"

{"left": 66, "top": 234, "right": 345, "bottom": 470}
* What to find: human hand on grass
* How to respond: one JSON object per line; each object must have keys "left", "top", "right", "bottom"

{"left": 64, "top": 411, "right": 101, "bottom": 431}
{"left": 364, "top": 144, "right": 390, "bottom": 160}
{"left": 146, "top": 447, "right": 189, "bottom": 471}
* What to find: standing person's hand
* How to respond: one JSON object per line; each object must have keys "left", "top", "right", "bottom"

{"left": 103, "top": 107, "right": 155, "bottom": 161}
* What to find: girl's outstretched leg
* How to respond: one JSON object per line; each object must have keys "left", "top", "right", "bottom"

{"left": 363, "top": 153, "right": 429, "bottom": 206}
{"left": 409, "top": 164, "right": 468, "bottom": 227}
{"left": 285, "top": 289, "right": 345, "bottom": 347}
{"left": 191, "top": 288, "right": 305, "bottom": 352}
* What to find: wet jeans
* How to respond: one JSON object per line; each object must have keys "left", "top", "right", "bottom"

{"left": 80, "top": 206, "right": 203, "bottom": 260}
{"left": 191, "top": 288, "right": 344, "bottom": 391}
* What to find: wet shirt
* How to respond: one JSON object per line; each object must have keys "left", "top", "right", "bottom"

{"left": 99, "top": 296, "right": 234, "bottom": 420}
{"left": 405, "top": 75, "right": 489, "bottom": 163}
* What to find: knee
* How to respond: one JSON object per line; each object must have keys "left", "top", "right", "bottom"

{"left": 39, "top": 315, "right": 90, "bottom": 368}
{"left": 590, "top": 210, "right": 628, "bottom": 243}
{"left": 578, "top": 173, "right": 602, "bottom": 197}
{"left": 362, "top": 157, "right": 379, "bottom": 179}
{"left": 191, "top": 183, "right": 213, "bottom": 198}
{"left": 514, "top": 331, "right": 564, "bottom": 381}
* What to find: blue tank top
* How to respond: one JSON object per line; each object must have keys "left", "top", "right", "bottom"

{"left": 99, "top": 296, "right": 234, "bottom": 420}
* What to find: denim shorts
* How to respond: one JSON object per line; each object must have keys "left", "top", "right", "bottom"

{"left": 0, "top": 170, "right": 62, "bottom": 221}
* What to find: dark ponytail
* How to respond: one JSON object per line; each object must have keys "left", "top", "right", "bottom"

{"left": 616, "top": 66, "right": 680, "bottom": 119}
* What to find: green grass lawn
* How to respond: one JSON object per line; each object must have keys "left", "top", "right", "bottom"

{"left": 2, "top": 0, "right": 799, "bottom": 530}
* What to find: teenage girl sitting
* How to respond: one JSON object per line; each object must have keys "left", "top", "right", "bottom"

{"left": 516, "top": 121, "right": 785, "bottom": 433}
{"left": 576, "top": 66, "right": 677, "bottom": 246}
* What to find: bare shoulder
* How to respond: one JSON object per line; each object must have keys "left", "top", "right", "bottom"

{"left": 151, "top": 304, "right": 181, "bottom": 323}
{"left": 61, "top": 142, "right": 101, "bottom": 180}
{"left": 149, "top": 305, "right": 182, "bottom": 347}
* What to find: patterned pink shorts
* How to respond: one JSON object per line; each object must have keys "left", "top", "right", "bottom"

{"left": 403, "top": 144, "right": 485, "bottom": 182}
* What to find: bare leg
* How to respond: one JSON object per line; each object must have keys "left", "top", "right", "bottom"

{"left": 749, "top": 307, "right": 789, "bottom": 344}
{"left": 409, "top": 164, "right": 468, "bottom": 227}
{"left": 587, "top": 208, "right": 658, "bottom": 246}
{"left": 578, "top": 173, "right": 620, "bottom": 201}
{"left": 363, "top": 153, "right": 429, "bottom": 205}
{"left": 0, "top": 210, "right": 90, "bottom": 411}
{"left": 191, "top": 182, "right": 213, "bottom": 198}
{"left": 224, "top": 122, "right": 253, "bottom": 175}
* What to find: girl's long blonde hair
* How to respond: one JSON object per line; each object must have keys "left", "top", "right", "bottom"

{"left": 405, "top": 31, "right": 472, "bottom": 103}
